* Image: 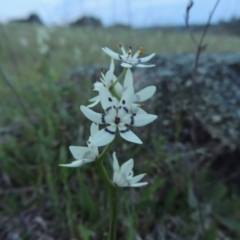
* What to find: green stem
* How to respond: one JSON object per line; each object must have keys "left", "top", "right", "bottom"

{"left": 108, "top": 185, "right": 117, "bottom": 240}
{"left": 94, "top": 68, "right": 128, "bottom": 240}
{"left": 98, "top": 141, "right": 114, "bottom": 163}
{"left": 96, "top": 158, "right": 114, "bottom": 188}
{"left": 96, "top": 142, "right": 118, "bottom": 240}
{"left": 109, "top": 68, "right": 128, "bottom": 100}
{"left": 111, "top": 68, "right": 127, "bottom": 89}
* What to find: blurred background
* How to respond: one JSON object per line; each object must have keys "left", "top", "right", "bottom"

{"left": 0, "top": 0, "right": 240, "bottom": 239}
{"left": 1, "top": 0, "right": 240, "bottom": 26}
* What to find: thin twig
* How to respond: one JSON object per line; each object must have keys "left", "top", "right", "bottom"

{"left": 198, "top": 0, "right": 221, "bottom": 50}
{"left": 185, "top": 0, "right": 220, "bottom": 146}
{"left": 185, "top": 0, "right": 221, "bottom": 236}
{"left": 185, "top": 0, "right": 198, "bottom": 48}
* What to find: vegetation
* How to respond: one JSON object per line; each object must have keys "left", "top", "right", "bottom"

{"left": 0, "top": 23, "right": 240, "bottom": 239}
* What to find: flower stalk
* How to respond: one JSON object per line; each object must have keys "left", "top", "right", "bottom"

{"left": 108, "top": 184, "right": 117, "bottom": 240}
{"left": 95, "top": 142, "right": 117, "bottom": 240}
{"left": 110, "top": 67, "right": 127, "bottom": 92}
{"left": 95, "top": 160, "right": 117, "bottom": 240}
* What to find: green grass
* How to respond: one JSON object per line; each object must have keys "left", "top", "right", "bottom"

{"left": 0, "top": 24, "right": 240, "bottom": 239}
{"left": 1, "top": 23, "right": 240, "bottom": 84}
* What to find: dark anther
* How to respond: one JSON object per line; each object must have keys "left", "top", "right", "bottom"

{"left": 108, "top": 97, "right": 112, "bottom": 102}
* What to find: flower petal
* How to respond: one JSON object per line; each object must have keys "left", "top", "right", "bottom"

{"left": 121, "top": 159, "right": 134, "bottom": 176}
{"left": 121, "top": 62, "right": 133, "bottom": 68}
{"left": 120, "top": 45, "right": 127, "bottom": 55}
{"left": 130, "top": 104, "right": 147, "bottom": 114}
{"left": 90, "top": 145, "right": 99, "bottom": 156}
{"left": 104, "top": 71, "right": 117, "bottom": 86}
{"left": 87, "top": 98, "right": 100, "bottom": 108}
{"left": 136, "top": 64, "right": 155, "bottom": 68}
{"left": 69, "top": 146, "right": 93, "bottom": 160}
{"left": 112, "top": 152, "right": 120, "bottom": 172}
{"left": 90, "top": 123, "right": 99, "bottom": 137}
{"left": 92, "top": 81, "right": 104, "bottom": 91}
{"left": 59, "top": 159, "right": 93, "bottom": 168}
{"left": 109, "top": 58, "right": 115, "bottom": 72}
{"left": 139, "top": 53, "right": 155, "bottom": 62}
{"left": 132, "top": 49, "right": 140, "bottom": 58}
{"left": 102, "top": 47, "right": 120, "bottom": 60}
{"left": 118, "top": 86, "right": 134, "bottom": 118}
{"left": 113, "top": 172, "right": 126, "bottom": 187}
{"left": 130, "top": 182, "right": 148, "bottom": 187}
{"left": 124, "top": 113, "right": 157, "bottom": 127}
{"left": 99, "top": 87, "right": 116, "bottom": 110}
{"left": 128, "top": 173, "right": 146, "bottom": 184}
{"left": 91, "top": 125, "right": 116, "bottom": 146}
{"left": 123, "top": 69, "right": 134, "bottom": 89}
{"left": 88, "top": 95, "right": 99, "bottom": 102}
{"left": 118, "top": 125, "right": 142, "bottom": 144}
{"left": 80, "top": 105, "right": 103, "bottom": 124}
{"left": 133, "top": 86, "right": 156, "bottom": 102}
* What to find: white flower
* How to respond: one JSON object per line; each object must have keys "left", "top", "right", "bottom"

{"left": 89, "top": 67, "right": 156, "bottom": 114}
{"left": 88, "top": 59, "right": 122, "bottom": 108}
{"left": 102, "top": 44, "right": 155, "bottom": 68}
{"left": 118, "top": 69, "right": 156, "bottom": 114}
{"left": 59, "top": 123, "right": 99, "bottom": 167}
{"left": 80, "top": 87, "right": 157, "bottom": 147}
{"left": 112, "top": 152, "right": 148, "bottom": 187}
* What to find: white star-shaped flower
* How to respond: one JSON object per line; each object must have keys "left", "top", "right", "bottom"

{"left": 80, "top": 87, "right": 158, "bottom": 147}
{"left": 59, "top": 123, "right": 99, "bottom": 167}
{"left": 102, "top": 44, "right": 155, "bottom": 68}
{"left": 88, "top": 67, "right": 156, "bottom": 113}
{"left": 118, "top": 69, "right": 156, "bottom": 114}
{"left": 88, "top": 59, "right": 123, "bottom": 108}
{"left": 112, "top": 152, "right": 148, "bottom": 187}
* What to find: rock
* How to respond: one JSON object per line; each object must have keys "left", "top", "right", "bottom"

{"left": 67, "top": 53, "right": 240, "bottom": 155}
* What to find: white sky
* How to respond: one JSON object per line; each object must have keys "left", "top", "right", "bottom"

{"left": 0, "top": 0, "right": 239, "bottom": 27}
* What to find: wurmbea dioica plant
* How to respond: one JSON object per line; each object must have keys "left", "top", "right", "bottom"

{"left": 59, "top": 45, "right": 157, "bottom": 239}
